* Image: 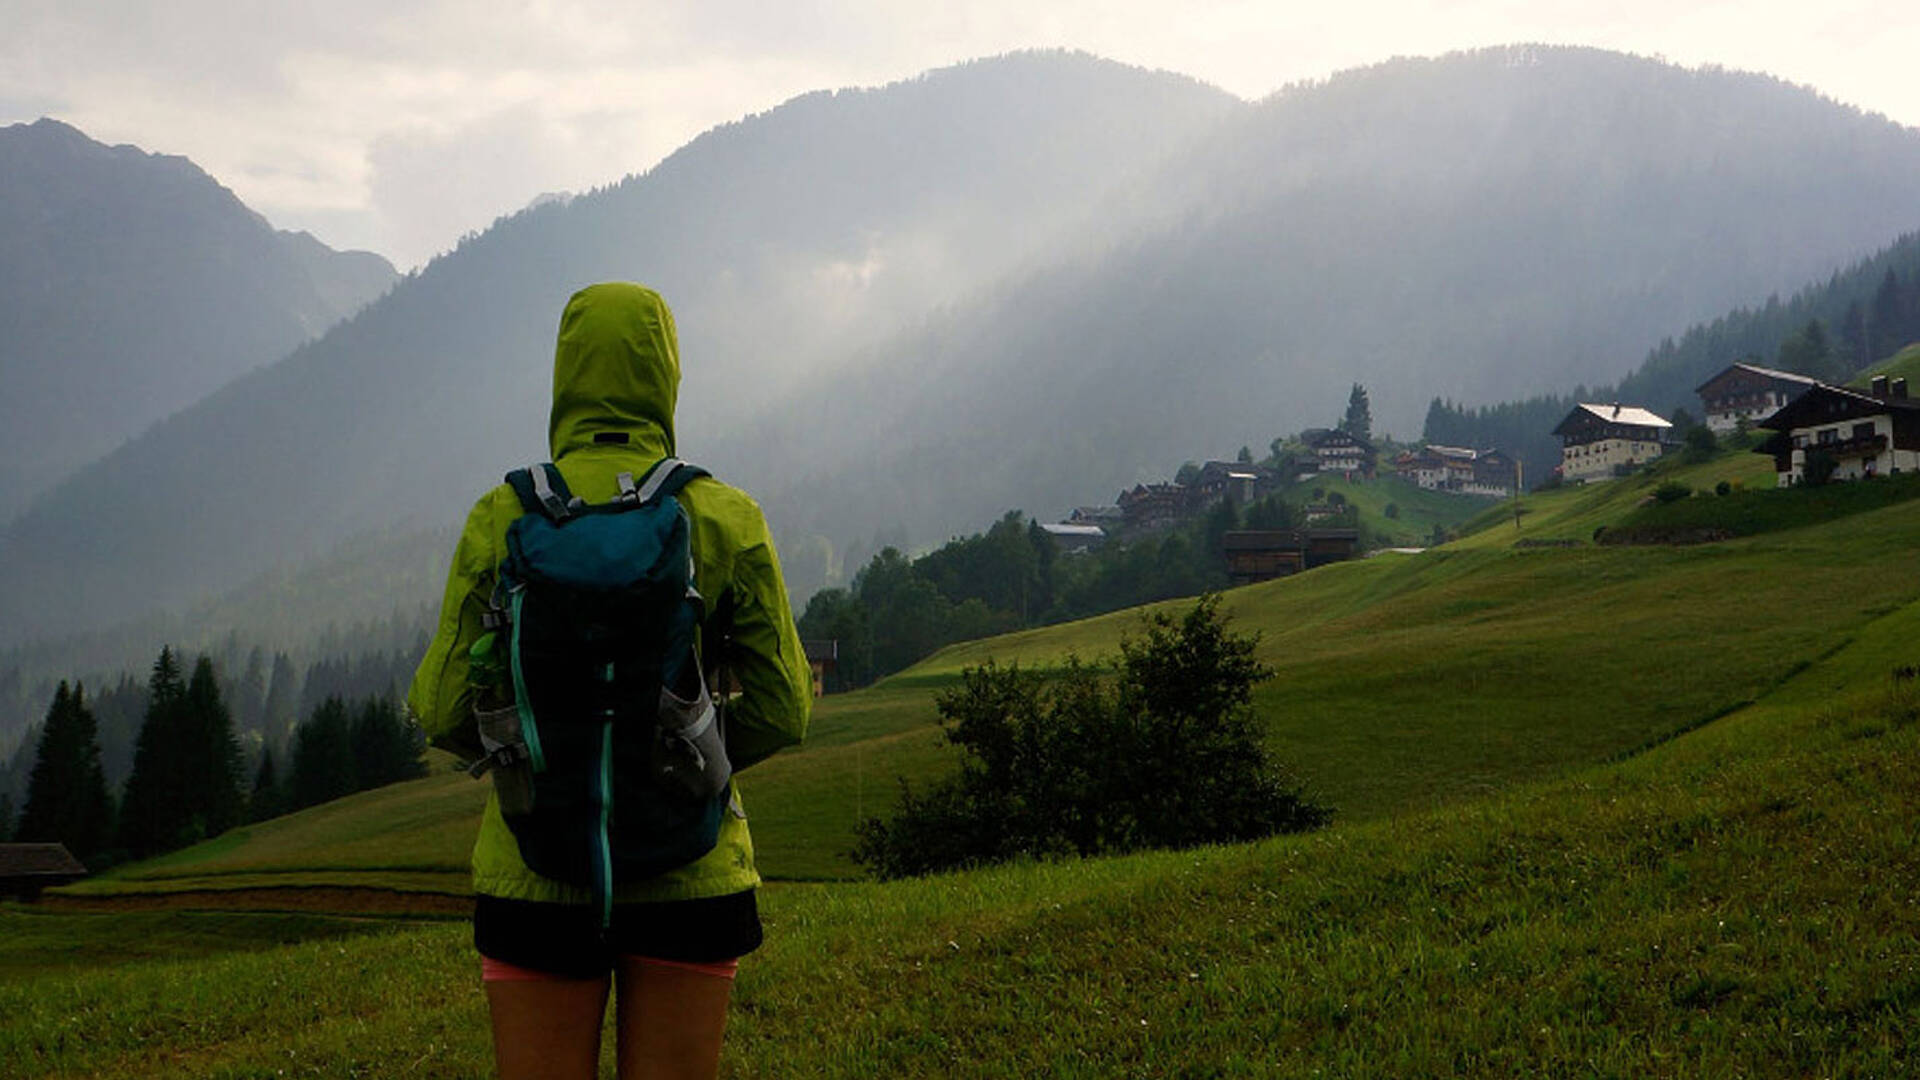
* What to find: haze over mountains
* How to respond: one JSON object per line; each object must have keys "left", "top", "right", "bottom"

{"left": 0, "top": 119, "right": 396, "bottom": 523}
{"left": 758, "top": 48, "right": 1920, "bottom": 542}
{"left": 5, "top": 45, "right": 1920, "bottom": 657}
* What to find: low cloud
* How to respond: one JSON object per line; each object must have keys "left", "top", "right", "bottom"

{"left": 3, "top": 1, "right": 1915, "bottom": 268}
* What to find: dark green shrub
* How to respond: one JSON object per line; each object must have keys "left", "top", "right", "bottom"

{"left": 850, "top": 596, "right": 1330, "bottom": 878}
{"left": 1715, "top": 480, "right": 1732, "bottom": 497}
{"left": 1683, "top": 424, "right": 1718, "bottom": 461}
{"left": 1654, "top": 481, "right": 1692, "bottom": 504}
{"left": 1803, "top": 450, "right": 1838, "bottom": 487}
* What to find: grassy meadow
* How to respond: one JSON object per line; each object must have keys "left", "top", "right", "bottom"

{"left": 1291, "top": 471, "right": 1488, "bottom": 548}
{"left": 9, "top": 448, "right": 1920, "bottom": 1076}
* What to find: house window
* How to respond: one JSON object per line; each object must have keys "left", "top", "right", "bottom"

{"left": 1853, "top": 423, "right": 1875, "bottom": 441}
{"left": 1818, "top": 429, "right": 1837, "bottom": 445}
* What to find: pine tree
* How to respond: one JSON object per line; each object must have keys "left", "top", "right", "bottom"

{"left": 1840, "top": 301, "right": 1869, "bottom": 373}
{"left": 1777, "top": 319, "right": 1840, "bottom": 380}
{"left": 290, "top": 696, "right": 357, "bottom": 810}
{"left": 262, "top": 652, "right": 299, "bottom": 743}
{"left": 1025, "top": 518, "right": 1056, "bottom": 619}
{"left": 0, "top": 792, "right": 13, "bottom": 842}
{"left": 250, "top": 747, "right": 283, "bottom": 823}
{"left": 1871, "top": 269, "right": 1903, "bottom": 362}
{"left": 91, "top": 673, "right": 145, "bottom": 794}
{"left": 349, "top": 696, "right": 426, "bottom": 792}
{"left": 232, "top": 646, "right": 268, "bottom": 734}
{"left": 182, "top": 656, "right": 247, "bottom": 838}
{"left": 119, "top": 647, "right": 188, "bottom": 856}
{"left": 1341, "top": 384, "right": 1373, "bottom": 443}
{"left": 18, "top": 682, "right": 116, "bottom": 858}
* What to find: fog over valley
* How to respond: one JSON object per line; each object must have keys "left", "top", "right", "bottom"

{"left": 4, "top": 45, "right": 1920, "bottom": 736}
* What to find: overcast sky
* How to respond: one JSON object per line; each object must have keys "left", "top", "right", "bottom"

{"left": 4, "top": 1, "right": 1915, "bottom": 270}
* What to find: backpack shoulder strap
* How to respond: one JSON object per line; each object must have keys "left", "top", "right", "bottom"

{"left": 504, "top": 462, "right": 577, "bottom": 520}
{"left": 633, "top": 457, "right": 711, "bottom": 506}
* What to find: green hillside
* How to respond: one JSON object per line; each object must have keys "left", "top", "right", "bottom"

{"left": 6, "top": 563, "right": 1918, "bottom": 1075}
{"left": 1449, "top": 444, "right": 1778, "bottom": 549}
{"left": 1289, "top": 472, "right": 1488, "bottom": 547}
{"left": 57, "top": 452, "right": 1920, "bottom": 891}
{"left": 1855, "top": 340, "right": 1920, "bottom": 386}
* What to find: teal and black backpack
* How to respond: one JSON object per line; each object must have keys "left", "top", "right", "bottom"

{"left": 469, "top": 456, "right": 732, "bottom": 927}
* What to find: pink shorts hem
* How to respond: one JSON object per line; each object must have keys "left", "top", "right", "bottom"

{"left": 481, "top": 955, "right": 739, "bottom": 982}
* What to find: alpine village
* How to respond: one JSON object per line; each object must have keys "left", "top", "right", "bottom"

{"left": 7, "top": 40, "right": 1920, "bottom": 1080}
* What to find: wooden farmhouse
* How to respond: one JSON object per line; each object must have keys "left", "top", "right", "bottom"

{"left": 1404, "top": 445, "right": 1517, "bottom": 496}
{"left": 1553, "top": 403, "right": 1672, "bottom": 484}
{"left": 1755, "top": 375, "right": 1920, "bottom": 485}
{"left": 1039, "top": 522, "right": 1107, "bottom": 553}
{"left": 801, "top": 639, "right": 839, "bottom": 697}
{"left": 0, "top": 843, "right": 87, "bottom": 900}
{"left": 1471, "top": 450, "right": 1519, "bottom": 496}
{"left": 1405, "top": 444, "right": 1475, "bottom": 489}
{"left": 1694, "top": 362, "right": 1820, "bottom": 434}
{"left": 1116, "top": 483, "right": 1190, "bottom": 531}
{"left": 1192, "top": 460, "right": 1280, "bottom": 507}
{"left": 1303, "top": 429, "right": 1375, "bottom": 478}
{"left": 1066, "top": 505, "right": 1123, "bottom": 530}
{"left": 1221, "top": 528, "right": 1361, "bottom": 586}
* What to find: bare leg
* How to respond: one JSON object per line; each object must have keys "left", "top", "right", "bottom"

{"left": 486, "top": 975, "right": 611, "bottom": 1080}
{"left": 613, "top": 957, "right": 736, "bottom": 1080}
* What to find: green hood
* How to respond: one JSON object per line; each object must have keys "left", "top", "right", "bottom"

{"left": 548, "top": 283, "right": 678, "bottom": 460}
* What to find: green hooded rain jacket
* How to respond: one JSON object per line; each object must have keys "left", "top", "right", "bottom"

{"left": 408, "top": 282, "right": 812, "bottom": 904}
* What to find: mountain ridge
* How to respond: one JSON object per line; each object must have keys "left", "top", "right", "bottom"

{"left": 0, "top": 51, "right": 1242, "bottom": 646}
{"left": 7, "top": 45, "right": 1920, "bottom": 655}
{"left": 0, "top": 117, "right": 397, "bottom": 521}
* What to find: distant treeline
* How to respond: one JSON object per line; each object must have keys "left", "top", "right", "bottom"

{"left": 0, "top": 609, "right": 427, "bottom": 776}
{"left": 1428, "top": 232, "right": 1920, "bottom": 486}
{"left": 0, "top": 632, "right": 429, "bottom": 859}
{"left": 798, "top": 491, "right": 1333, "bottom": 690}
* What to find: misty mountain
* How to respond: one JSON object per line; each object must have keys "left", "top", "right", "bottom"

{"left": 0, "top": 119, "right": 396, "bottom": 522}
{"left": 747, "top": 47, "right": 1920, "bottom": 544}
{"left": 0, "top": 52, "right": 1239, "bottom": 647}
{"left": 9, "top": 45, "right": 1920, "bottom": 663}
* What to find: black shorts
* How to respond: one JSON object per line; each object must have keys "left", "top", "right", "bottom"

{"left": 473, "top": 890, "right": 762, "bottom": 978}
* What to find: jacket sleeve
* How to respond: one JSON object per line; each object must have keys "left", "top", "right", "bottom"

{"left": 715, "top": 523, "right": 813, "bottom": 772}
{"left": 406, "top": 497, "right": 498, "bottom": 762}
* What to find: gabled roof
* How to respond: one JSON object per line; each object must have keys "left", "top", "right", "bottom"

{"left": 1694, "top": 362, "right": 1823, "bottom": 396}
{"left": 0, "top": 843, "right": 87, "bottom": 878}
{"left": 1554, "top": 403, "right": 1671, "bottom": 435}
{"left": 1222, "top": 529, "right": 1305, "bottom": 551}
{"left": 1306, "top": 428, "right": 1375, "bottom": 452}
{"left": 1197, "top": 460, "right": 1273, "bottom": 481}
{"left": 1760, "top": 382, "right": 1920, "bottom": 432}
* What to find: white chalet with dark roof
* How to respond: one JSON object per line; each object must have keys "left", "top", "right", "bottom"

{"left": 1694, "top": 362, "right": 1820, "bottom": 434}
{"left": 1553, "top": 403, "right": 1671, "bottom": 484}
{"left": 1756, "top": 374, "right": 1920, "bottom": 486}
{"left": 1303, "top": 429, "right": 1374, "bottom": 477}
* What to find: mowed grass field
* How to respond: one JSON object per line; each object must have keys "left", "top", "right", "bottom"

{"left": 10, "top": 455, "right": 1920, "bottom": 1075}
{"left": 56, "top": 452, "right": 1920, "bottom": 890}
{"left": 6, "top": 589, "right": 1918, "bottom": 1076}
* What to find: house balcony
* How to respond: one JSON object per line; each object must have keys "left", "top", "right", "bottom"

{"left": 1803, "top": 433, "right": 1887, "bottom": 458}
